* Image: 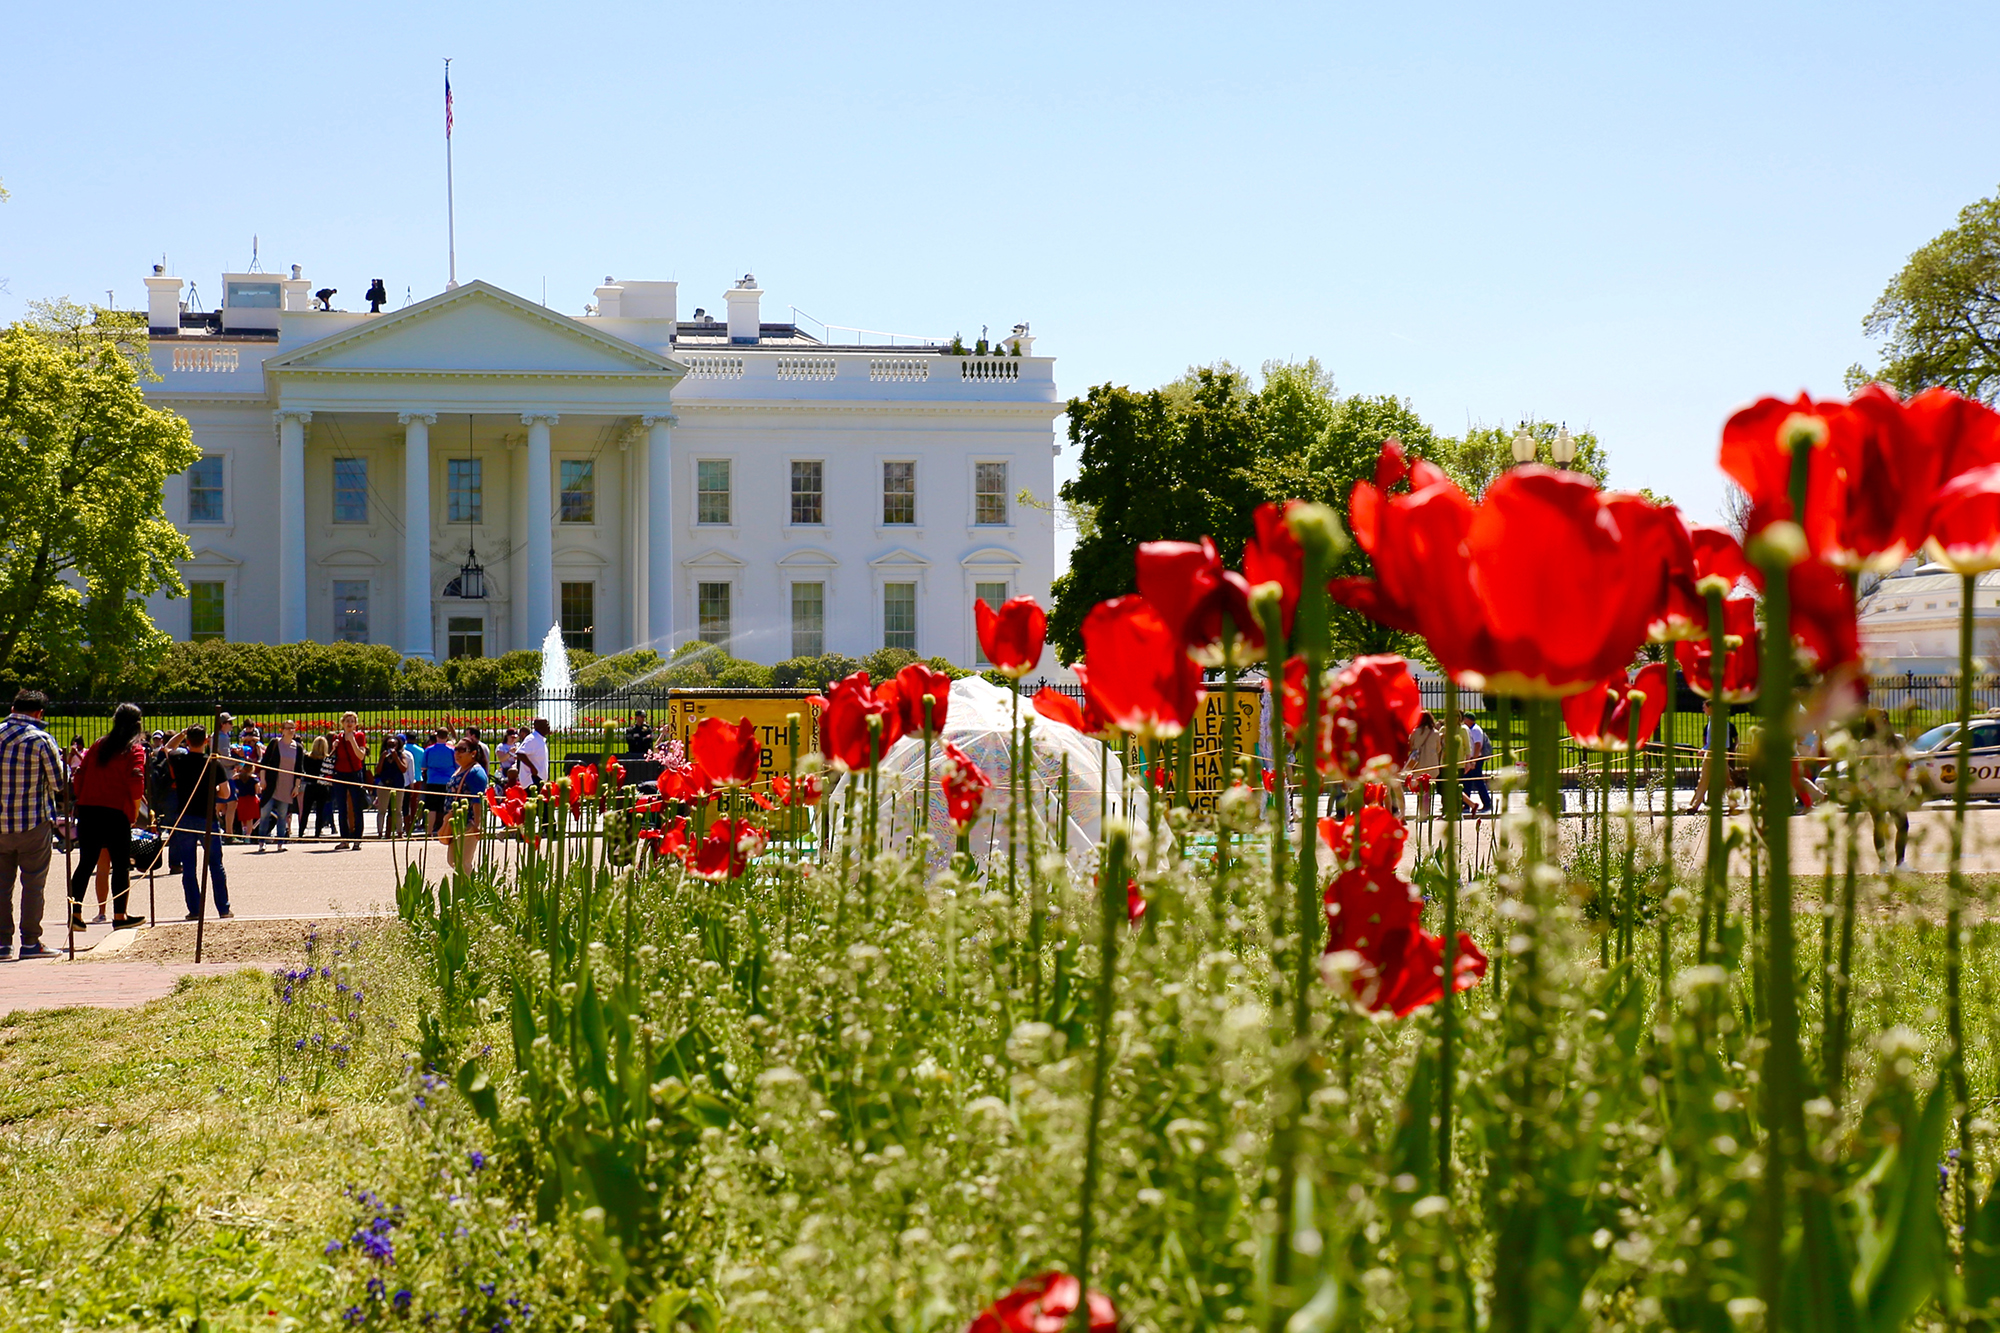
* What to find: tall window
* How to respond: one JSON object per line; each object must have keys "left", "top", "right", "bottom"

{"left": 882, "top": 461, "right": 915, "bottom": 525}
{"left": 791, "top": 582, "right": 825, "bottom": 657}
{"left": 974, "top": 581, "right": 1008, "bottom": 665}
{"left": 560, "top": 582, "right": 595, "bottom": 652}
{"left": 332, "top": 580, "right": 369, "bottom": 643}
{"left": 975, "top": 461, "right": 1009, "bottom": 525}
{"left": 447, "top": 616, "right": 484, "bottom": 660}
{"left": 447, "top": 458, "right": 482, "bottom": 524}
{"left": 698, "top": 582, "right": 732, "bottom": 647}
{"left": 187, "top": 457, "right": 224, "bottom": 523}
{"left": 790, "top": 460, "right": 823, "bottom": 525}
{"left": 883, "top": 582, "right": 916, "bottom": 651}
{"left": 697, "top": 460, "right": 732, "bottom": 525}
{"left": 333, "top": 458, "right": 368, "bottom": 524}
{"left": 189, "top": 582, "right": 225, "bottom": 641}
{"left": 560, "top": 460, "right": 595, "bottom": 523}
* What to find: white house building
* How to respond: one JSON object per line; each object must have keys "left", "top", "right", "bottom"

{"left": 137, "top": 266, "right": 1062, "bottom": 671}
{"left": 1857, "top": 556, "right": 2000, "bottom": 674}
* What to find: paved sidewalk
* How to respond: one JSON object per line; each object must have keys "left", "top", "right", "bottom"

{"left": 0, "top": 959, "right": 273, "bottom": 1012}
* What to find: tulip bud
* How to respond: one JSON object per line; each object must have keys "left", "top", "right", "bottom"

{"left": 1285, "top": 501, "right": 1348, "bottom": 559}
{"left": 1748, "top": 520, "right": 1807, "bottom": 570}
{"left": 1249, "top": 582, "right": 1284, "bottom": 619}
{"left": 1694, "top": 574, "right": 1735, "bottom": 595}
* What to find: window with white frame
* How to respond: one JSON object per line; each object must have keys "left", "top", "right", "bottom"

{"left": 187, "top": 457, "right": 225, "bottom": 523}
{"left": 882, "top": 461, "right": 915, "bottom": 525}
{"left": 447, "top": 616, "right": 484, "bottom": 660}
{"left": 883, "top": 582, "right": 917, "bottom": 651}
{"left": 791, "top": 581, "right": 825, "bottom": 657}
{"left": 698, "top": 582, "right": 732, "bottom": 646}
{"left": 974, "top": 581, "right": 1008, "bottom": 665}
{"left": 333, "top": 458, "right": 368, "bottom": 524}
{"left": 791, "top": 460, "right": 823, "bottom": 525}
{"left": 560, "top": 581, "right": 595, "bottom": 652}
{"left": 697, "top": 460, "right": 732, "bottom": 525}
{"left": 560, "top": 460, "right": 595, "bottom": 524}
{"left": 332, "top": 580, "right": 370, "bottom": 643}
{"left": 975, "top": 462, "right": 1009, "bottom": 525}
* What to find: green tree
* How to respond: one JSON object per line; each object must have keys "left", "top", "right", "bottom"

{"left": 1047, "top": 367, "right": 1266, "bottom": 660}
{"left": 0, "top": 300, "right": 198, "bottom": 689}
{"left": 1850, "top": 187, "right": 2000, "bottom": 402}
{"left": 1445, "top": 420, "right": 1607, "bottom": 498}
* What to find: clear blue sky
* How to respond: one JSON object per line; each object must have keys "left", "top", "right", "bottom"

{"left": 5, "top": 0, "right": 1996, "bottom": 563}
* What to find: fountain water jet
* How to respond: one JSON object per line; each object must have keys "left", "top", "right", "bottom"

{"left": 539, "top": 623, "right": 575, "bottom": 731}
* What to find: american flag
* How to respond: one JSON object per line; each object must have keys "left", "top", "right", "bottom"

{"left": 445, "top": 65, "right": 453, "bottom": 138}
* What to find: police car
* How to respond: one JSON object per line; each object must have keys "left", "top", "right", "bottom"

{"left": 1909, "top": 718, "right": 2000, "bottom": 798}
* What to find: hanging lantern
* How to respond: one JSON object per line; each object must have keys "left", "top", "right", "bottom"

{"left": 455, "top": 544, "right": 486, "bottom": 600}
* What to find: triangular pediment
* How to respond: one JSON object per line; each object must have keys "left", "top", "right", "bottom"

{"left": 869, "top": 547, "right": 931, "bottom": 569}
{"left": 268, "top": 281, "right": 678, "bottom": 378}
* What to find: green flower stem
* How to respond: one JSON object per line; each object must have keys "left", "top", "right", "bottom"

{"left": 1748, "top": 439, "right": 1822, "bottom": 1330}
{"left": 1623, "top": 701, "right": 1641, "bottom": 966}
{"left": 1700, "top": 589, "right": 1728, "bottom": 966}
{"left": 1070, "top": 825, "right": 1128, "bottom": 1333}
{"left": 922, "top": 695, "right": 935, "bottom": 849}
{"left": 1600, "top": 744, "right": 1613, "bottom": 968}
{"left": 1009, "top": 680, "right": 1021, "bottom": 929}
{"left": 1661, "top": 654, "right": 1677, "bottom": 1013}
{"left": 1439, "top": 678, "right": 1463, "bottom": 1195}
{"left": 1219, "top": 622, "right": 1240, "bottom": 896}
{"left": 1951, "top": 570, "right": 1975, "bottom": 1225}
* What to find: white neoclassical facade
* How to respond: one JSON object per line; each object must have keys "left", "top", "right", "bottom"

{"left": 138, "top": 267, "right": 1061, "bottom": 670}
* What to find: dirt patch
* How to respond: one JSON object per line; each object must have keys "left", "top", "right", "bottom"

{"left": 88, "top": 918, "right": 390, "bottom": 967}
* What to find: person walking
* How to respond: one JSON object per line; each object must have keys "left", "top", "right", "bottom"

{"left": 253, "top": 720, "right": 304, "bottom": 850}
{"left": 67, "top": 702, "right": 147, "bottom": 931}
{"left": 164, "top": 725, "right": 232, "bottom": 921}
{"left": 441, "top": 737, "right": 490, "bottom": 874}
{"left": 515, "top": 717, "right": 551, "bottom": 791}
{"left": 420, "top": 728, "right": 459, "bottom": 834}
{"left": 1461, "top": 717, "right": 1493, "bottom": 815}
{"left": 330, "top": 712, "right": 369, "bottom": 851}
{"left": 374, "top": 735, "right": 412, "bottom": 839}
{"left": 1404, "top": 711, "right": 1442, "bottom": 824}
{"left": 0, "top": 690, "right": 68, "bottom": 959}
{"left": 1686, "top": 702, "right": 1745, "bottom": 814}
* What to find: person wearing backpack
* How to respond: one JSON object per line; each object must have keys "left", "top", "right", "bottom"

{"left": 164, "top": 725, "right": 233, "bottom": 920}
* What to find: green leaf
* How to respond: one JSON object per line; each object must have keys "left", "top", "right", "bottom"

{"left": 455, "top": 1057, "right": 499, "bottom": 1124}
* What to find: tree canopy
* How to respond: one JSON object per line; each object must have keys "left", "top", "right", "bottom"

{"left": 1050, "top": 359, "right": 1617, "bottom": 662}
{"left": 0, "top": 300, "right": 199, "bottom": 692}
{"left": 1852, "top": 186, "right": 2000, "bottom": 403}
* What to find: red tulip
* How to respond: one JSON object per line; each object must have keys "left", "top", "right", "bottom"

{"left": 771, "top": 773, "right": 824, "bottom": 807}
{"left": 1459, "top": 468, "right": 1668, "bottom": 698}
{"left": 966, "top": 1272, "right": 1117, "bottom": 1333}
{"left": 1720, "top": 385, "right": 1933, "bottom": 570}
{"left": 975, "top": 596, "right": 1047, "bottom": 678}
{"left": 1296, "top": 654, "right": 1423, "bottom": 781}
{"left": 1673, "top": 596, "right": 1761, "bottom": 703}
{"left": 690, "top": 716, "right": 760, "bottom": 788}
{"left": 1126, "top": 878, "right": 1146, "bottom": 926}
{"left": 605, "top": 757, "right": 625, "bottom": 789}
{"left": 569, "top": 763, "right": 600, "bottom": 798}
{"left": 1241, "top": 502, "right": 1306, "bottom": 638}
{"left": 691, "top": 817, "right": 767, "bottom": 880}
{"left": 941, "top": 740, "right": 993, "bottom": 832}
{"left": 1134, "top": 536, "right": 1264, "bottom": 664}
{"left": 1318, "top": 805, "right": 1487, "bottom": 1017}
{"left": 1030, "top": 687, "right": 1086, "bottom": 731}
{"left": 894, "top": 662, "right": 955, "bottom": 736}
{"left": 1332, "top": 451, "right": 1490, "bottom": 681}
{"left": 641, "top": 816, "right": 691, "bottom": 866}
{"left": 657, "top": 760, "right": 712, "bottom": 805}
{"left": 813, "top": 671, "right": 903, "bottom": 772}
{"left": 1783, "top": 557, "right": 1861, "bottom": 675}
{"left": 1925, "top": 461, "right": 2000, "bottom": 574}
{"left": 1079, "top": 595, "right": 1204, "bottom": 739}
{"left": 1561, "top": 662, "right": 1671, "bottom": 753}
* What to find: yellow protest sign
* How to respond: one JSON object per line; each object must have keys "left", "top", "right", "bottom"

{"left": 664, "top": 690, "right": 821, "bottom": 786}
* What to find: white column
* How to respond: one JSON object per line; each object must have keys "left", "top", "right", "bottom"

{"left": 399, "top": 412, "right": 437, "bottom": 660}
{"left": 643, "top": 413, "right": 674, "bottom": 652}
{"left": 521, "top": 413, "right": 557, "bottom": 642}
{"left": 276, "top": 410, "right": 310, "bottom": 643}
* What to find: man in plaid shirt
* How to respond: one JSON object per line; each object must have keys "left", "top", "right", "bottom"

{"left": 0, "top": 690, "right": 68, "bottom": 959}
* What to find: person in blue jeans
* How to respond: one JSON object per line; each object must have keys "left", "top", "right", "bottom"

{"left": 164, "top": 724, "right": 233, "bottom": 920}
{"left": 420, "top": 728, "right": 460, "bottom": 835}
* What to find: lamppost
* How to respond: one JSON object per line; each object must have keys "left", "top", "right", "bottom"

{"left": 1509, "top": 421, "right": 1577, "bottom": 467}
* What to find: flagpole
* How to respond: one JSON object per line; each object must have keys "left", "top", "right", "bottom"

{"left": 444, "top": 57, "right": 458, "bottom": 290}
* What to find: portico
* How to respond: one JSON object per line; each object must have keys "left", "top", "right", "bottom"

{"left": 258, "top": 282, "right": 682, "bottom": 659}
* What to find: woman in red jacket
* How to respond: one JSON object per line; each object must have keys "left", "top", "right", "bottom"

{"left": 68, "top": 703, "right": 147, "bottom": 930}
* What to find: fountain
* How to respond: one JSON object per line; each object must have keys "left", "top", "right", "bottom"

{"left": 538, "top": 623, "right": 575, "bottom": 731}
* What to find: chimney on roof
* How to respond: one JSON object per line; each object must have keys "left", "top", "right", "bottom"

{"left": 144, "top": 265, "right": 183, "bottom": 333}
{"left": 724, "top": 274, "right": 761, "bottom": 345}
{"left": 280, "top": 264, "right": 311, "bottom": 311}
{"left": 593, "top": 276, "right": 622, "bottom": 319}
